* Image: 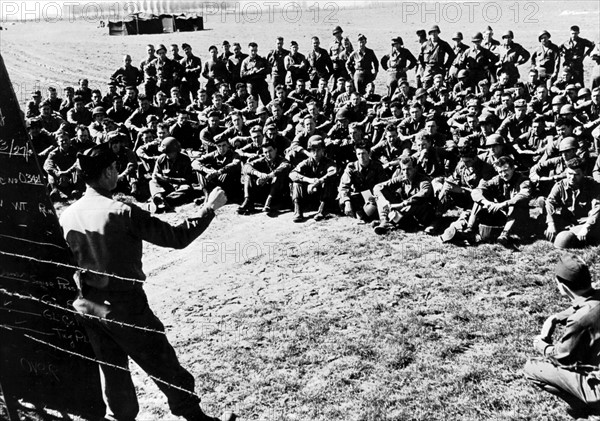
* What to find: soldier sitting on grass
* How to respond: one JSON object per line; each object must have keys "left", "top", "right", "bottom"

{"left": 372, "top": 155, "right": 434, "bottom": 235}
{"left": 466, "top": 155, "right": 533, "bottom": 246}
{"left": 544, "top": 157, "right": 600, "bottom": 248}
{"left": 289, "top": 136, "right": 338, "bottom": 223}
{"left": 525, "top": 253, "right": 600, "bottom": 419}
{"left": 237, "top": 140, "right": 291, "bottom": 216}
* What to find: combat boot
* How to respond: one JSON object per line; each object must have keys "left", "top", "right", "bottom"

{"left": 237, "top": 198, "right": 254, "bottom": 215}
{"left": 293, "top": 201, "right": 304, "bottom": 223}
{"left": 314, "top": 201, "right": 327, "bottom": 221}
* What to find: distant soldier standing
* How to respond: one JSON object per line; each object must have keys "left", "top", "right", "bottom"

{"left": 329, "top": 25, "right": 346, "bottom": 84}
{"left": 560, "top": 25, "right": 596, "bottom": 87}
{"left": 380, "top": 37, "right": 418, "bottom": 97}
{"left": 346, "top": 34, "right": 379, "bottom": 95}
{"left": 418, "top": 25, "right": 456, "bottom": 89}
{"left": 267, "top": 36, "right": 290, "bottom": 96}
{"left": 240, "top": 42, "right": 272, "bottom": 106}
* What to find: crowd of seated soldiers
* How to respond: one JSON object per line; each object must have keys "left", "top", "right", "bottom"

{"left": 24, "top": 24, "right": 600, "bottom": 248}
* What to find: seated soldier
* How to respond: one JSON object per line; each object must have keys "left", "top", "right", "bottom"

{"left": 467, "top": 156, "right": 533, "bottom": 246}
{"left": 192, "top": 137, "right": 242, "bottom": 201}
{"left": 412, "top": 131, "right": 445, "bottom": 178}
{"left": 478, "top": 133, "right": 515, "bottom": 170}
{"left": 107, "top": 132, "right": 139, "bottom": 197}
{"left": 213, "top": 111, "right": 251, "bottom": 149}
{"left": 337, "top": 142, "right": 387, "bottom": 222}
{"left": 236, "top": 126, "right": 264, "bottom": 162}
{"left": 199, "top": 111, "right": 226, "bottom": 153}
{"left": 430, "top": 139, "right": 496, "bottom": 235}
{"left": 398, "top": 102, "right": 426, "bottom": 144}
{"left": 27, "top": 118, "right": 56, "bottom": 159}
{"left": 71, "top": 125, "right": 96, "bottom": 153}
{"left": 530, "top": 136, "right": 579, "bottom": 198}
{"left": 43, "top": 131, "right": 83, "bottom": 201}
{"left": 371, "top": 124, "right": 411, "bottom": 176}
{"left": 286, "top": 114, "right": 321, "bottom": 167}
{"left": 150, "top": 137, "right": 197, "bottom": 212}
{"left": 237, "top": 140, "right": 291, "bottom": 216}
{"left": 373, "top": 155, "right": 434, "bottom": 235}
{"left": 289, "top": 136, "right": 338, "bottom": 222}
{"left": 524, "top": 254, "right": 600, "bottom": 419}
{"left": 544, "top": 158, "right": 600, "bottom": 248}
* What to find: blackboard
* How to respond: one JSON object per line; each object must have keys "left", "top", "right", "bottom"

{"left": 0, "top": 53, "right": 104, "bottom": 419}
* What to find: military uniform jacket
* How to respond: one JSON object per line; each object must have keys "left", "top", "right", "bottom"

{"left": 472, "top": 172, "right": 532, "bottom": 205}
{"left": 194, "top": 149, "right": 241, "bottom": 174}
{"left": 152, "top": 152, "right": 196, "bottom": 185}
{"left": 338, "top": 160, "right": 387, "bottom": 201}
{"left": 290, "top": 156, "right": 337, "bottom": 182}
{"left": 531, "top": 42, "right": 561, "bottom": 76}
{"left": 346, "top": 48, "right": 379, "bottom": 75}
{"left": 449, "top": 158, "right": 496, "bottom": 189}
{"left": 378, "top": 170, "right": 433, "bottom": 205}
{"left": 419, "top": 39, "right": 455, "bottom": 70}
{"left": 245, "top": 154, "right": 291, "bottom": 178}
{"left": 307, "top": 47, "right": 334, "bottom": 80}
{"left": 240, "top": 55, "right": 270, "bottom": 83}
{"left": 560, "top": 37, "right": 596, "bottom": 70}
{"left": 546, "top": 176, "right": 600, "bottom": 227}
{"left": 267, "top": 48, "right": 291, "bottom": 77}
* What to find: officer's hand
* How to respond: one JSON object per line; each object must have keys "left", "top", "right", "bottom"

{"left": 544, "top": 225, "right": 557, "bottom": 242}
{"left": 576, "top": 226, "right": 589, "bottom": 242}
{"left": 533, "top": 335, "right": 551, "bottom": 355}
{"left": 206, "top": 187, "right": 227, "bottom": 211}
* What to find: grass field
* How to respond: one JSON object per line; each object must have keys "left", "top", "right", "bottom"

{"left": 2, "top": 1, "right": 600, "bottom": 420}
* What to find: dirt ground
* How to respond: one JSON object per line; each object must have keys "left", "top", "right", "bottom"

{"left": 2, "top": 2, "right": 600, "bottom": 420}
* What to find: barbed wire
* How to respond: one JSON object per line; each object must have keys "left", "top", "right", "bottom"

{"left": 0, "top": 288, "right": 167, "bottom": 335}
{"left": 0, "top": 249, "right": 177, "bottom": 290}
{"left": 0, "top": 324, "right": 202, "bottom": 400}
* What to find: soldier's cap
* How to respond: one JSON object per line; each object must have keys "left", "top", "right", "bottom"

{"left": 451, "top": 32, "right": 463, "bottom": 40}
{"left": 146, "top": 115, "right": 159, "bottom": 123}
{"left": 159, "top": 137, "right": 181, "bottom": 153}
{"left": 250, "top": 125, "right": 263, "bottom": 134}
{"left": 552, "top": 95, "right": 566, "bottom": 105}
{"left": 357, "top": 33, "right": 367, "bottom": 41}
{"left": 256, "top": 106, "right": 268, "bottom": 115}
{"left": 514, "top": 81, "right": 525, "bottom": 88}
{"left": 40, "top": 100, "right": 52, "bottom": 108}
{"left": 471, "top": 32, "right": 483, "bottom": 42}
{"left": 156, "top": 44, "right": 167, "bottom": 53}
{"left": 381, "top": 95, "right": 391, "bottom": 102}
{"left": 416, "top": 29, "right": 426, "bottom": 37}
{"left": 428, "top": 25, "right": 440, "bottom": 34}
{"left": 332, "top": 25, "right": 343, "bottom": 35}
{"left": 478, "top": 112, "right": 495, "bottom": 124}
{"left": 560, "top": 104, "right": 575, "bottom": 115}
{"left": 514, "top": 99, "right": 527, "bottom": 108}
{"left": 385, "top": 123, "right": 398, "bottom": 132}
{"left": 538, "top": 30, "right": 551, "bottom": 41}
{"left": 208, "top": 45, "right": 218, "bottom": 52}
{"left": 485, "top": 134, "right": 505, "bottom": 147}
{"left": 466, "top": 98, "right": 480, "bottom": 108}
{"left": 107, "top": 132, "right": 127, "bottom": 144}
{"left": 414, "top": 88, "right": 427, "bottom": 98}
{"left": 233, "top": 82, "right": 244, "bottom": 90}
{"left": 182, "top": 43, "right": 191, "bottom": 50}
{"left": 578, "top": 88, "right": 591, "bottom": 97}
{"left": 457, "top": 69, "right": 469, "bottom": 79}
{"left": 107, "top": 80, "right": 118, "bottom": 87}
{"left": 554, "top": 231, "right": 579, "bottom": 250}
{"left": 207, "top": 110, "right": 221, "bottom": 119}
{"left": 501, "top": 30, "right": 514, "bottom": 39}
{"left": 263, "top": 123, "right": 277, "bottom": 133}
{"left": 78, "top": 143, "right": 118, "bottom": 180}
{"left": 558, "top": 136, "right": 578, "bottom": 152}
{"left": 92, "top": 106, "right": 106, "bottom": 116}
{"left": 335, "top": 108, "right": 349, "bottom": 121}
{"left": 222, "top": 40, "right": 230, "bottom": 46}
{"left": 290, "top": 40, "right": 298, "bottom": 47}
{"left": 31, "top": 90, "right": 42, "bottom": 97}
{"left": 484, "top": 25, "right": 493, "bottom": 33}
{"left": 391, "top": 37, "right": 403, "bottom": 45}
{"left": 307, "top": 135, "right": 325, "bottom": 150}
{"left": 566, "top": 84, "right": 578, "bottom": 91}
{"left": 26, "top": 118, "right": 42, "bottom": 129}
{"left": 64, "top": 86, "right": 75, "bottom": 92}
{"left": 399, "top": 79, "right": 410, "bottom": 86}
{"left": 555, "top": 253, "right": 591, "bottom": 289}
{"left": 570, "top": 25, "right": 580, "bottom": 32}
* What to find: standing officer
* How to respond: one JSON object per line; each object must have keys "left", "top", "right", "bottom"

{"left": 346, "top": 34, "right": 379, "bottom": 95}
{"left": 329, "top": 25, "right": 345, "bottom": 84}
{"left": 560, "top": 25, "right": 596, "bottom": 87}
{"left": 380, "top": 37, "right": 418, "bottom": 97}
{"left": 240, "top": 42, "right": 272, "bottom": 106}
{"left": 59, "top": 143, "right": 235, "bottom": 421}
{"left": 524, "top": 253, "right": 600, "bottom": 418}
{"left": 267, "top": 36, "right": 290, "bottom": 96}
{"left": 418, "top": 25, "right": 456, "bottom": 89}
{"left": 307, "top": 36, "right": 335, "bottom": 89}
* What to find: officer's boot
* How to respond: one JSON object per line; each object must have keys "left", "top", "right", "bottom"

{"left": 314, "top": 201, "right": 327, "bottom": 221}
{"left": 293, "top": 200, "right": 304, "bottom": 223}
